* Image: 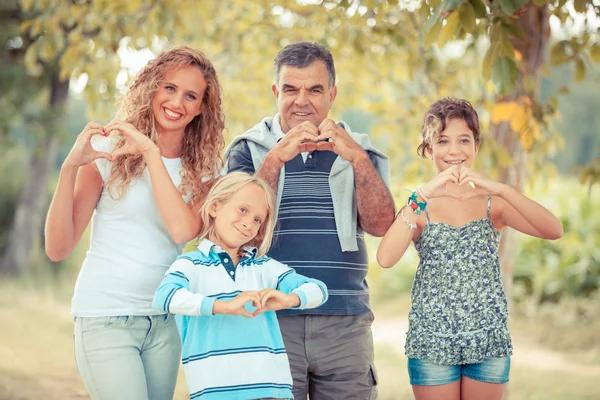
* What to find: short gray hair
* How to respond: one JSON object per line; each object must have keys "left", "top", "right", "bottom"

{"left": 274, "top": 42, "right": 336, "bottom": 88}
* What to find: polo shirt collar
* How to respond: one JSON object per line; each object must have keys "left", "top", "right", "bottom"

{"left": 197, "top": 238, "right": 258, "bottom": 259}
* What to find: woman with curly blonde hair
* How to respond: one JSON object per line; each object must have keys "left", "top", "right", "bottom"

{"left": 45, "top": 46, "right": 225, "bottom": 400}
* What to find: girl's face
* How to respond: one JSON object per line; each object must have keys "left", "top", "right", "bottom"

{"left": 209, "top": 183, "right": 269, "bottom": 256}
{"left": 428, "top": 118, "right": 479, "bottom": 173}
{"left": 151, "top": 65, "right": 206, "bottom": 137}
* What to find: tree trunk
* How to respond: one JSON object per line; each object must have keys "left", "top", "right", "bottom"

{"left": 491, "top": 5, "right": 550, "bottom": 301}
{"left": 0, "top": 72, "right": 69, "bottom": 275}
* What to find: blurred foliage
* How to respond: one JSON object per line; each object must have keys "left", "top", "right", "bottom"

{"left": 514, "top": 177, "right": 600, "bottom": 302}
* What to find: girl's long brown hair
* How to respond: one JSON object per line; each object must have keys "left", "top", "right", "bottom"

{"left": 106, "top": 46, "right": 225, "bottom": 203}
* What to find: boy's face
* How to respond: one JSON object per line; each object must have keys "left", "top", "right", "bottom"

{"left": 209, "top": 183, "right": 268, "bottom": 256}
{"left": 428, "top": 118, "right": 480, "bottom": 173}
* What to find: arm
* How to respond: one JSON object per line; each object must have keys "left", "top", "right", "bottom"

{"left": 264, "top": 262, "right": 328, "bottom": 310}
{"left": 458, "top": 168, "right": 563, "bottom": 240}
{"left": 143, "top": 147, "right": 204, "bottom": 244}
{"left": 376, "top": 207, "right": 420, "bottom": 268}
{"left": 45, "top": 164, "right": 103, "bottom": 262}
{"left": 105, "top": 120, "right": 205, "bottom": 244}
{"left": 495, "top": 185, "right": 563, "bottom": 239}
{"left": 353, "top": 152, "right": 396, "bottom": 236}
{"left": 317, "top": 119, "right": 394, "bottom": 236}
{"left": 153, "top": 258, "right": 262, "bottom": 318}
{"left": 378, "top": 166, "right": 463, "bottom": 268}
{"left": 44, "top": 123, "right": 110, "bottom": 262}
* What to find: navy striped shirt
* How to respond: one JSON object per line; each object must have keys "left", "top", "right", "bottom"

{"left": 227, "top": 141, "right": 372, "bottom": 315}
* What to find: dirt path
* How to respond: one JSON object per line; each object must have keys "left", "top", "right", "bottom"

{"left": 371, "top": 316, "right": 600, "bottom": 377}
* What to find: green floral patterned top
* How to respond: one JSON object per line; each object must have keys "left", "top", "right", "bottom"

{"left": 405, "top": 197, "right": 513, "bottom": 365}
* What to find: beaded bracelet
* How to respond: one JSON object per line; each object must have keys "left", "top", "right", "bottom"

{"left": 407, "top": 191, "right": 427, "bottom": 215}
{"left": 396, "top": 208, "right": 417, "bottom": 230}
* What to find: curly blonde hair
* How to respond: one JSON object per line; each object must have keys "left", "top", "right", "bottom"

{"left": 417, "top": 98, "right": 481, "bottom": 158}
{"left": 106, "top": 46, "right": 225, "bottom": 203}
{"left": 198, "top": 172, "right": 276, "bottom": 258}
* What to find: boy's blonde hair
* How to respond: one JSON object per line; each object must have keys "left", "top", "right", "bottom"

{"left": 198, "top": 172, "right": 276, "bottom": 258}
{"left": 417, "top": 98, "right": 481, "bottom": 158}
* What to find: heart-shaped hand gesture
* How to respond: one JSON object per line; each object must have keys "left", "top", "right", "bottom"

{"left": 457, "top": 167, "right": 502, "bottom": 200}
{"left": 420, "top": 166, "right": 501, "bottom": 201}
{"left": 419, "top": 165, "right": 462, "bottom": 200}
{"left": 253, "top": 288, "right": 300, "bottom": 316}
{"left": 317, "top": 119, "right": 365, "bottom": 163}
{"left": 63, "top": 122, "right": 112, "bottom": 168}
{"left": 221, "top": 291, "right": 263, "bottom": 318}
{"left": 104, "top": 119, "right": 157, "bottom": 159}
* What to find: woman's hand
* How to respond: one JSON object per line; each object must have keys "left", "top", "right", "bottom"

{"left": 419, "top": 165, "right": 461, "bottom": 200}
{"left": 457, "top": 168, "right": 504, "bottom": 200}
{"left": 63, "top": 122, "right": 112, "bottom": 168}
{"left": 104, "top": 119, "right": 158, "bottom": 159}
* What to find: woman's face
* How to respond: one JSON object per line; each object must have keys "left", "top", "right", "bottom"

{"left": 151, "top": 65, "right": 206, "bottom": 137}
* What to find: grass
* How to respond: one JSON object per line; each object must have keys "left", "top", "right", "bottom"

{"left": 1, "top": 280, "right": 599, "bottom": 399}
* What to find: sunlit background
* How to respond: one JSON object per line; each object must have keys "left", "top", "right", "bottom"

{"left": 1, "top": 0, "right": 599, "bottom": 399}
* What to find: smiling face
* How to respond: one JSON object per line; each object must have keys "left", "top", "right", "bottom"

{"left": 208, "top": 183, "right": 269, "bottom": 256}
{"left": 151, "top": 65, "right": 206, "bottom": 137}
{"left": 272, "top": 61, "right": 337, "bottom": 133}
{"left": 428, "top": 118, "right": 480, "bottom": 173}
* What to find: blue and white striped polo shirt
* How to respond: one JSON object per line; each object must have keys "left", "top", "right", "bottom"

{"left": 153, "top": 239, "right": 328, "bottom": 399}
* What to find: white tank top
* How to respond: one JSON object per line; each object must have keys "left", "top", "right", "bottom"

{"left": 72, "top": 136, "right": 191, "bottom": 317}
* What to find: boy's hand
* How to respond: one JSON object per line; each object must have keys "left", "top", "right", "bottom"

{"left": 213, "top": 291, "right": 262, "bottom": 318}
{"left": 254, "top": 289, "right": 300, "bottom": 315}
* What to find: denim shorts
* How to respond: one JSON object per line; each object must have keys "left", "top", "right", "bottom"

{"left": 408, "top": 356, "right": 511, "bottom": 386}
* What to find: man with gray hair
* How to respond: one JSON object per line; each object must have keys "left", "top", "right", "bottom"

{"left": 225, "top": 41, "right": 395, "bottom": 399}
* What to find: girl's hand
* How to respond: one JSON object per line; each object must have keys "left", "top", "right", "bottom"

{"left": 458, "top": 168, "right": 504, "bottom": 200}
{"left": 63, "top": 122, "right": 112, "bottom": 168}
{"left": 419, "top": 165, "right": 461, "bottom": 200}
{"left": 254, "top": 288, "right": 300, "bottom": 315}
{"left": 216, "top": 291, "right": 262, "bottom": 318}
{"left": 104, "top": 119, "right": 158, "bottom": 159}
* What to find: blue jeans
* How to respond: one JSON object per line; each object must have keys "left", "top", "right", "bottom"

{"left": 74, "top": 314, "right": 181, "bottom": 400}
{"left": 408, "top": 357, "right": 511, "bottom": 386}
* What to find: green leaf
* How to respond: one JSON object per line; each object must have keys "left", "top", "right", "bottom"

{"left": 482, "top": 40, "right": 501, "bottom": 80}
{"left": 425, "top": 0, "right": 469, "bottom": 32}
{"left": 549, "top": 42, "right": 569, "bottom": 66}
{"left": 531, "top": 0, "right": 547, "bottom": 6}
{"left": 438, "top": 9, "right": 461, "bottom": 47}
{"left": 459, "top": 2, "right": 477, "bottom": 34}
{"left": 501, "top": 21, "right": 524, "bottom": 40}
{"left": 499, "top": 0, "right": 528, "bottom": 15}
{"left": 589, "top": 42, "right": 600, "bottom": 63}
{"left": 575, "top": 58, "right": 586, "bottom": 82}
{"left": 469, "top": 0, "right": 487, "bottom": 18}
{"left": 501, "top": 37, "right": 515, "bottom": 58}
{"left": 424, "top": 20, "right": 444, "bottom": 47}
{"left": 492, "top": 56, "right": 518, "bottom": 94}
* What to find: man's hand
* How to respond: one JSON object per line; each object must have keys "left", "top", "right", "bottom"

{"left": 271, "top": 121, "right": 320, "bottom": 163}
{"left": 317, "top": 119, "right": 367, "bottom": 163}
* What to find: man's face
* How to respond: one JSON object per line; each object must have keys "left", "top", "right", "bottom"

{"left": 272, "top": 61, "right": 337, "bottom": 133}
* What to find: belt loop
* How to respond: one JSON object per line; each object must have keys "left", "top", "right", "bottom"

{"left": 125, "top": 315, "right": 133, "bottom": 326}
